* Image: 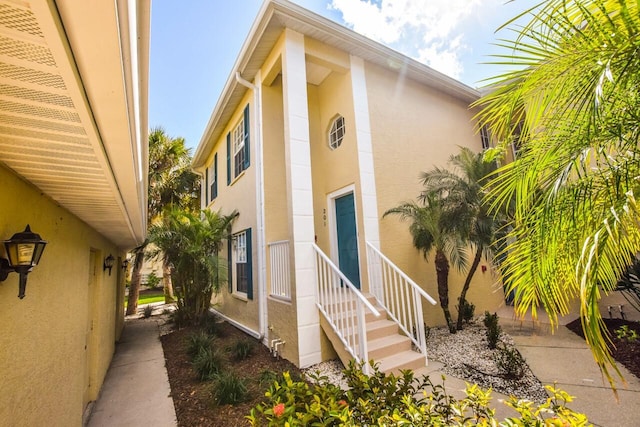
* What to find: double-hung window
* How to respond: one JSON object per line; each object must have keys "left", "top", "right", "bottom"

{"left": 210, "top": 153, "right": 218, "bottom": 201}
{"left": 228, "top": 228, "right": 252, "bottom": 299}
{"left": 227, "top": 104, "right": 250, "bottom": 184}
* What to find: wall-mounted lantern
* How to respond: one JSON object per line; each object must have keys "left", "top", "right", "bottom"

{"left": 103, "top": 254, "right": 115, "bottom": 276}
{"left": 0, "top": 225, "right": 48, "bottom": 299}
{"left": 122, "top": 258, "right": 129, "bottom": 271}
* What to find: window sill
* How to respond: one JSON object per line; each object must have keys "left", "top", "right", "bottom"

{"left": 232, "top": 292, "right": 248, "bottom": 302}
{"left": 229, "top": 170, "right": 246, "bottom": 186}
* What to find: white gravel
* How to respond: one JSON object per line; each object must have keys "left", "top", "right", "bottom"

{"left": 302, "top": 321, "right": 548, "bottom": 402}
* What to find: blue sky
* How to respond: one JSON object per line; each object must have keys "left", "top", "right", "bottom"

{"left": 149, "top": 0, "right": 534, "bottom": 149}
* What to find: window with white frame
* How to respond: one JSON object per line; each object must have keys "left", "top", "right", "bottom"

{"left": 209, "top": 153, "right": 217, "bottom": 201}
{"left": 328, "top": 115, "right": 345, "bottom": 150}
{"left": 233, "top": 118, "right": 245, "bottom": 177}
{"left": 227, "top": 104, "right": 250, "bottom": 184}
{"left": 230, "top": 229, "right": 252, "bottom": 297}
{"left": 511, "top": 122, "right": 524, "bottom": 159}
{"left": 480, "top": 125, "right": 491, "bottom": 151}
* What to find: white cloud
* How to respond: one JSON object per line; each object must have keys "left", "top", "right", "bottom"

{"left": 329, "top": 0, "right": 486, "bottom": 78}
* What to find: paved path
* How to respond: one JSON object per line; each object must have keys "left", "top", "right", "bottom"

{"left": 86, "top": 316, "right": 177, "bottom": 427}
{"left": 499, "top": 309, "right": 640, "bottom": 427}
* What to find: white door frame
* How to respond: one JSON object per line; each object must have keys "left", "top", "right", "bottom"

{"left": 326, "top": 184, "right": 362, "bottom": 283}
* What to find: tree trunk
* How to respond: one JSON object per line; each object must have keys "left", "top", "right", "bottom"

{"left": 162, "top": 258, "right": 175, "bottom": 303}
{"left": 126, "top": 249, "right": 145, "bottom": 315}
{"left": 456, "top": 246, "right": 483, "bottom": 330}
{"left": 435, "top": 250, "right": 456, "bottom": 333}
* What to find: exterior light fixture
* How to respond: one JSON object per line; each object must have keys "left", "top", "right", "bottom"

{"left": 0, "top": 225, "right": 47, "bottom": 299}
{"left": 122, "top": 258, "right": 129, "bottom": 271}
{"left": 103, "top": 254, "right": 115, "bottom": 276}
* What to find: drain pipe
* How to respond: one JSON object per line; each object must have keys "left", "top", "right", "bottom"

{"left": 235, "top": 71, "right": 268, "bottom": 344}
{"left": 209, "top": 308, "right": 261, "bottom": 340}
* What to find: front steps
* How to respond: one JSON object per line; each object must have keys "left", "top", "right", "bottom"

{"left": 320, "top": 295, "right": 426, "bottom": 375}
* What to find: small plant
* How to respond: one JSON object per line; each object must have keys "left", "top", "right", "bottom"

{"left": 146, "top": 271, "right": 161, "bottom": 289}
{"left": 258, "top": 369, "right": 279, "bottom": 387}
{"left": 457, "top": 298, "right": 475, "bottom": 324}
{"left": 483, "top": 311, "right": 501, "bottom": 349}
{"left": 229, "top": 339, "right": 254, "bottom": 361}
{"left": 212, "top": 372, "right": 247, "bottom": 405}
{"left": 201, "top": 314, "right": 224, "bottom": 337}
{"left": 495, "top": 343, "right": 526, "bottom": 379}
{"left": 615, "top": 324, "right": 639, "bottom": 342}
{"left": 192, "top": 347, "right": 224, "bottom": 381}
{"left": 142, "top": 304, "right": 153, "bottom": 318}
{"left": 185, "top": 330, "right": 213, "bottom": 359}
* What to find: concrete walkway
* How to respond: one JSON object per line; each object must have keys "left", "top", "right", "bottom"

{"left": 86, "top": 314, "right": 177, "bottom": 427}
{"left": 498, "top": 307, "right": 640, "bottom": 427}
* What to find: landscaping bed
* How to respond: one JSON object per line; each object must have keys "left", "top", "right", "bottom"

{"left": 161, "top": 320, "right": 301, "bottom": 427}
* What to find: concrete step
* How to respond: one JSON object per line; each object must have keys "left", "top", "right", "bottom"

{"left": 366, "top": 318, "right": 398, "bottom": 340}
{"left": 377, "top": 349, "right": 426, "bottom": 375}
{"left": 368, "top": 334, "right": 412, "bottom": 360}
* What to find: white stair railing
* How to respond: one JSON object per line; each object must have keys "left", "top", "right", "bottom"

{"left": 366, "top": 241, "right": 437, "bottom": 363}
{"left": 313, "top": 243, "right": 380, "bottom": 374}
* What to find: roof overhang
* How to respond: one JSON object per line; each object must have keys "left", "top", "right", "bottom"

{"left": 192, "top": 0, "right": 480, "bottom": 168}
{"left": 0, "top": 0, "right": 149, "bottom": 249}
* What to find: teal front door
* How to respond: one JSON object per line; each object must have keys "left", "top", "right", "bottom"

{"left": 335, "top": 193, "right": 360, "bottom": 288}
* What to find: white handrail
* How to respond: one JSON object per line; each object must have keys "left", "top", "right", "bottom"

{"left": 313, "top": 243, "right": 380, "bottom": 374}
{"left": 366, "top": 241, "right": 437, "bottom": 363}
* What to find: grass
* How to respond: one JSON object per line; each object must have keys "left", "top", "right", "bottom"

{"left": 124, "top": 290, "right": 165, "bottom": 308}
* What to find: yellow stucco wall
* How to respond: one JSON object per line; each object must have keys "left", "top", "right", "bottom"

{"left": 205, "top": 93, "right": 260, "bottom": 334}
{"left": 0, "top": 164, "right": 125, "bottom": 426}
{"left": 365, "top": 63, "right": 505, "bottom": 326}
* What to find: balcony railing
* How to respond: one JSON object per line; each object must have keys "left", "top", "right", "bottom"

{"left": 268, "top": 240, "right": 291, "bottom": 301}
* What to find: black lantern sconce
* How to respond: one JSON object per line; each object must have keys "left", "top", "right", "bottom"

{"left": 0, "top": 225, "right": 48, "bottom": 299}
{"left": 103, "top": 254, "right": 115, "bottom": 276}
{"left": 122, "top": 258, "right": 129, "bottom": 271}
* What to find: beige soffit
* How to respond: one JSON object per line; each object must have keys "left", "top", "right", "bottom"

{"left": 0, "top": 0, "right": 149, "bottom": 249}
{"left": 192, "top": 0, "right": 481, "bottom": 168}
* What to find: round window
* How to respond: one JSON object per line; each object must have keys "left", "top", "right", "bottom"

{"left": 328, "top": 115, "right": 345, "bottom": 150}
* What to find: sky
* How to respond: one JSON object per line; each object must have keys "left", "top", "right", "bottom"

{"left": 149, "top": 0, "right": 535, "bottom": 150}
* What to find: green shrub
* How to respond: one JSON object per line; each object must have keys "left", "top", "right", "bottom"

{"left": 192, "top": 347, "right": 224, "bottom": 381}
{"left": 258, "top": 369, "right": 279, "bottom": 387}
{"left": 495, "top": 344, "right": 526, "bottom": 379}
{"left": 483, "top": 311, "right": 501, "bottom": 349}
{"left": 247, "top": 362, "right": 590, "bottom": 426}
{"left": 201, "top": 314, "right": 225, "bottom": 337}
{"left": 212, "top": 372, "right": 248, "bottom": 405}
{"left": 142, "top": 304, "right": 153, "bottom": 318}
{"left": 229, "top": 339, "right": 254, "bottom": 361}
{"left": 615, "top": 325, "right": 639, "bottom": 342}
{"left": 457, "top": 298, "right": 476, "bottom": 324}
{"left": 185, "top": 330, "right": 213, "bottom": 360}
{"left": 146, "top": 271, "right": 161, "bottom": 289}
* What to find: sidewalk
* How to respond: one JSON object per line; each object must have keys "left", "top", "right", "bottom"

{"left": 86, "top": 308, "right": 177, "bottom": 427}
{"left": 498, "top": 307, "right": 640, "bottom": 427}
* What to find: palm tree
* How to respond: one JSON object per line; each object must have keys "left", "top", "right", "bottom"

{"left": 475, "top": 0, "right": 640, "bottom": 383}
{"left": 126, "top": 128, "right": 199, "bottom": 315}
{"left": 419, "top": 147, "right": 504, "bottom": 330}
{"left": 148, "top": 208, "right": 237, "bottom": 324}
{"left": 384, "top": 195, "right": 467, "bottom": 333}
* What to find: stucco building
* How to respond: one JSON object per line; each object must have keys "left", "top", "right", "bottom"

{"left": 192, "top": 0, "right": 505, "bottom": 373}
{"left": 0, "top": 0, "right": 149, "bottom": 424}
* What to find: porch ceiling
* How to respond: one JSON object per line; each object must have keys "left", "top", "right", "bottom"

{"left": 0, "top": 0, "right": 148, "bottom": 249}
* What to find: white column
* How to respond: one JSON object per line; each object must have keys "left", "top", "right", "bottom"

{"left": 282, "top": 29, "right": 321, "bottom": 368}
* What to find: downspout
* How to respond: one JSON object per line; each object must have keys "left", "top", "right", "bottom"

{"left": 235, "top": 71, "right": 268, "bottom": 344}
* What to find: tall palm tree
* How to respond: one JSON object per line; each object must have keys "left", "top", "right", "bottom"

{"left": 148, "top": 208, "right": 237, "bottom": 324}
{"left": 475, "top": 0, "right": 640, "bottom": 383}
{"left": 419, "top": 147, "right": 504, "bottom": 330}
{"left": 126, "top": 128, "right": 200, "bottom": 315}
{"left": 384, "top": 195, "right": 467, "bottom": 333}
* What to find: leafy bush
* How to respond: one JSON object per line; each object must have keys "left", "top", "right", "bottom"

{"left": 484, "top": 311, "right": 501, "bottom": 349}
{"left": 192, "top": 347, "right": 224, "bottom": 381}
{"left": 495, "top": 344, "right": 526, "bottom": 379}
{"left": 615, "top": 325, "right": 639, "bottom": 342}
{"left": 201, "top": 314, "right": 225, "bottom": 337}
{"left": 247, "top": 362, "right": 589, "bottom": 426}
{"left": 146, "top": 271, "right": 161, "bottom": 289}
{"left": 229, "top": 339, "right": 255, "bottom": 361}
{"left": 457, "top": 298, "right": 476, "bottom": 324}
{"left": 211, "top": 372, "right": 248, "bottom": 405}
{"left": 185, "top": 330, "right": 214, "bottom": 360}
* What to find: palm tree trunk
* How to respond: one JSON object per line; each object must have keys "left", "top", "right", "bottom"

{"left": 162, "top": 258, "right": 175, "bottom": 303}
{"left": 126, "top": 249, "right": 145, "bottom": 315}
{"left": 435, "top": 250, "right": 455, "bottom": 333}
{"left": 456, "top": 246, "right": 483, "bottom": 330}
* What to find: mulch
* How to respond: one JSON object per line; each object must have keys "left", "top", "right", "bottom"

{"left": 565, "top": 317, "right": 640, "bottom": 379}
{"left": 161, "top": 321, "right": 301, "bottom": 427}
